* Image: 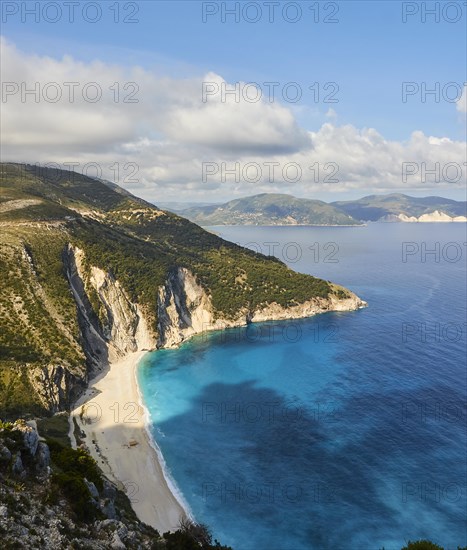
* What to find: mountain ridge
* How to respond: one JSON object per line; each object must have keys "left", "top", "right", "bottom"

{"left": 178, "top": 193, "right": 362, "bottom": 226}
{"left": 331, "top": 193, "right": 467, "bottom": 222}
{"left": 173, "top": 192, "right": 467, "bottom": 225}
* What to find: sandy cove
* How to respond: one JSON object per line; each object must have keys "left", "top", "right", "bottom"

{"left": 70, "top": 351, "right": 187, "bottom": 533}
{"left": 66, "top": 265, "right": 366, "bottom": 534}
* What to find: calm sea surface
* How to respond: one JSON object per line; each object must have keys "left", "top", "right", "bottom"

{"left": 138, "top": 223, "right": 467, "bottom": 550}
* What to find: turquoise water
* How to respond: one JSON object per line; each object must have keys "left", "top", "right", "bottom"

{"left": 138, "top": 224, "right": 466, "bottom": 550}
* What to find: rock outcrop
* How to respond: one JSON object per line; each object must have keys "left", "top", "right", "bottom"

{"left": 156, "top": 267, "right": 366, "bottom": 349}
{"left": 0, "top": 420, "right": 50, "bottom": 478}
{"left": 23, "top": 246, "right": 366, "bottom": 409}
{"left": 65, "top": 245, "right": 153, "bottom": 365}
{"left": 28, "top": 364, "right": 84, "bottom": 414}
{"left": 0, "top": 421, "right": 163, "bottom": 549}
{"left": 379, "top": 210, "right": 467, "bottom": 223}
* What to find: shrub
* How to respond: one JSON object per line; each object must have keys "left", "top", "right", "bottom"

{"left": 51, "top": 471, "right": 97, "bottom": 522}
{"left": 47, "top": 439, "right": 102, "bottom": 490}
{"left": 163, "top": 519, "right": 233, "bottom": 550}
{"left": 47, "top": 439, "right": 103, "bottom": 522}
{"left": 401, "top": 541, "right": 444, "bottom": 550}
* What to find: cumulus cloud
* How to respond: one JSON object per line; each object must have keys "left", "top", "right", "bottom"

{"left": 1, "top": 37, "right": 465, "bottom": 202}
{"left": 0, "top": 38, "right": 309, "bottom": 157}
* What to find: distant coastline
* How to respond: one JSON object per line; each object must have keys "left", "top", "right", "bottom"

{"left": 166, "top": 192, "right": 467, "bottom": 227}
{"left": 203, "top": 218, "right": 466, "bottom": 228}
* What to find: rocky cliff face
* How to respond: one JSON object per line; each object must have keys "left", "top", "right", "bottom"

{"left": 157, "top": 267, "right": 226, "bottom": 348}
{"left": 65, "top": 245, "right": 153, "bottom": 366}
{"left": 67, "top": 246, "right": 367, "bottom": 354}
{"left": 28, "top": 364, "right": 84, "bottom": 414}
{"left": 379, "top": 210, "right": 467, "bottom": 223}
{"left": 250, "top": 292, "right": 366, "bottom": 322}
{"left": 0, "top": 420, "right": 165, "bottom": 549}
{"left": 30, "top": 247, "right": 365, "bottom": 408}
{"left": 156, "top": 267, "right": 367, "bottom": 349}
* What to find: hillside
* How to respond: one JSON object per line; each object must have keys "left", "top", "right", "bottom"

{"left": 331, "top": 193, "right": 467, "bottom": 222}
{"left": 179, "top": 193, "right": 361, "bottom": 226}
{"left": 0, "top": 163, "right": 365, "bottom": 418}
{"left": 0, "top": 418, "right": 232, "bottom": 549}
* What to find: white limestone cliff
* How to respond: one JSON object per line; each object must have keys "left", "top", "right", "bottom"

{"left": 156, "top": 267, "right": 367, "bottom": 348}
{"left": 379, "top": 210, "right": 467, "bottom": 223}
{"left": 61, "top": 247, "right": 366, "bottom": 399}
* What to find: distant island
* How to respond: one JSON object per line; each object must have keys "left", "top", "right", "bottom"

{"left": 167, "top": 193, "right": 467, "bottom": 226}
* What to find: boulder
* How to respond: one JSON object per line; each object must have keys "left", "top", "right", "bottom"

{"left": 116, "top": 523, "right": 128, "bottom": 540}
{"left": 110, "top": 531, "right": 126, "bottom": 549}
{"left": 12, "top": 421, "right": 39, "bottom": 456}
{"left": 11, "top": 452, "right": 24, "bottom": 476}
{"left": 101, "top": 499, "right": 117, "bottom": 520}
{"left": 102, "top": 479, "right": 117, "bottom": 500}
{"left": 35, "top": 442, "right": 51, "bottom": 475}
{"left": 84, "top": 479, "right": 100, "bottom": 501}
{"left": 0, "top": 442, "right": 12, "bottom": 463}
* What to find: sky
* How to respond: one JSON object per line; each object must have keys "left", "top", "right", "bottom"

{"left": 1, "top": 0, "right": 466, "bottom": 203}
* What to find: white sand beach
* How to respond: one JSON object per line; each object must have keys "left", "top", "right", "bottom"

{"left": 70, "top": 351, "right": 187, "bottom": 533}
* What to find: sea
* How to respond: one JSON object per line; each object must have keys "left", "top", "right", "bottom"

{"left": 138, "top": 223, "right": 467, "bottom": 550}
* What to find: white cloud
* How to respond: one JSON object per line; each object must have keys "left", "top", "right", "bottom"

{"left": 0, "top": 38, "right": 308, "bottom": 157}
{"left": 1, "top": 37, "right": 465, "bottom": 202}
{"left": 456, "top": 84, "right": 467, "bottom": 114}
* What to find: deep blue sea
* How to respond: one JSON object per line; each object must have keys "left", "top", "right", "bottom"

{"left": 138, "top": 224, "right": 467, "bottom": 550}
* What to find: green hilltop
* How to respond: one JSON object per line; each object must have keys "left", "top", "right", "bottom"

{"left": 179, "top": 193, "right": 362, "bottom": 226}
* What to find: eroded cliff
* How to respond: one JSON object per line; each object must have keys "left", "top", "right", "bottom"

{"left": 67, "top": 246, "right": 367, "bottom": 354}
{"left": 157, "top": 266, "right": 366, "bottom": 348}
{"left": 4, "top": 240, "right": 366, "bottom": 417}
{"left": 65, "top": 245, "right": 153, "bottom": 362}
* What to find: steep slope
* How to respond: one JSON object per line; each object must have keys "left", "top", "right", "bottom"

{"left": 332, "top": 193, "right": 467, "bottom": 222}
{"left": 0, "top": 163, "right": 366, "bottom": 417}
{"left": 180, "top": 193, "right": 361, "bottom": 225}
{"left": 0, "top": 418, "right": 232, "bottom": 549}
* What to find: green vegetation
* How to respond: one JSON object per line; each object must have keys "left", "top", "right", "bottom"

{"left": 163, "top": 518, "right": 233, "bottom": 549}
{"left": 0, "top": 419, "right": 23, "bottom": 452}
{"left": 0, "top": 162, "right": 356, "bottom": 416}
{"left": 381, "top": 541, "right": 467, "bottom": 550}
{"left": 399, "top": 541, "right": 443, "bottom": 550}
{"left": 0, "top": 363, "right": 47, "bottom": 419}
{"left": 48, "top": 439, "right": 103, "bottom": 522}
{"left": 179, "top": 192, "right": 361, "bottom": 226}
{"left": 36, "top": 413, "right": 71, "bottom": 447}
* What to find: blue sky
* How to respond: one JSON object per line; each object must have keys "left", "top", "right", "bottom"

{"left": 1, "top": 1, "right": 466, "bottom": 201}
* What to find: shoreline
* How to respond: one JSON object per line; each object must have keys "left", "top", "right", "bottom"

{"left": 134, "top": 355, "right": 195, "bottom": 523}
{"left": 68, "top": 293, "right": 366, "bottom": 532}
{"left": 70, "top": 350, "right": 188, "bottom": 533}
